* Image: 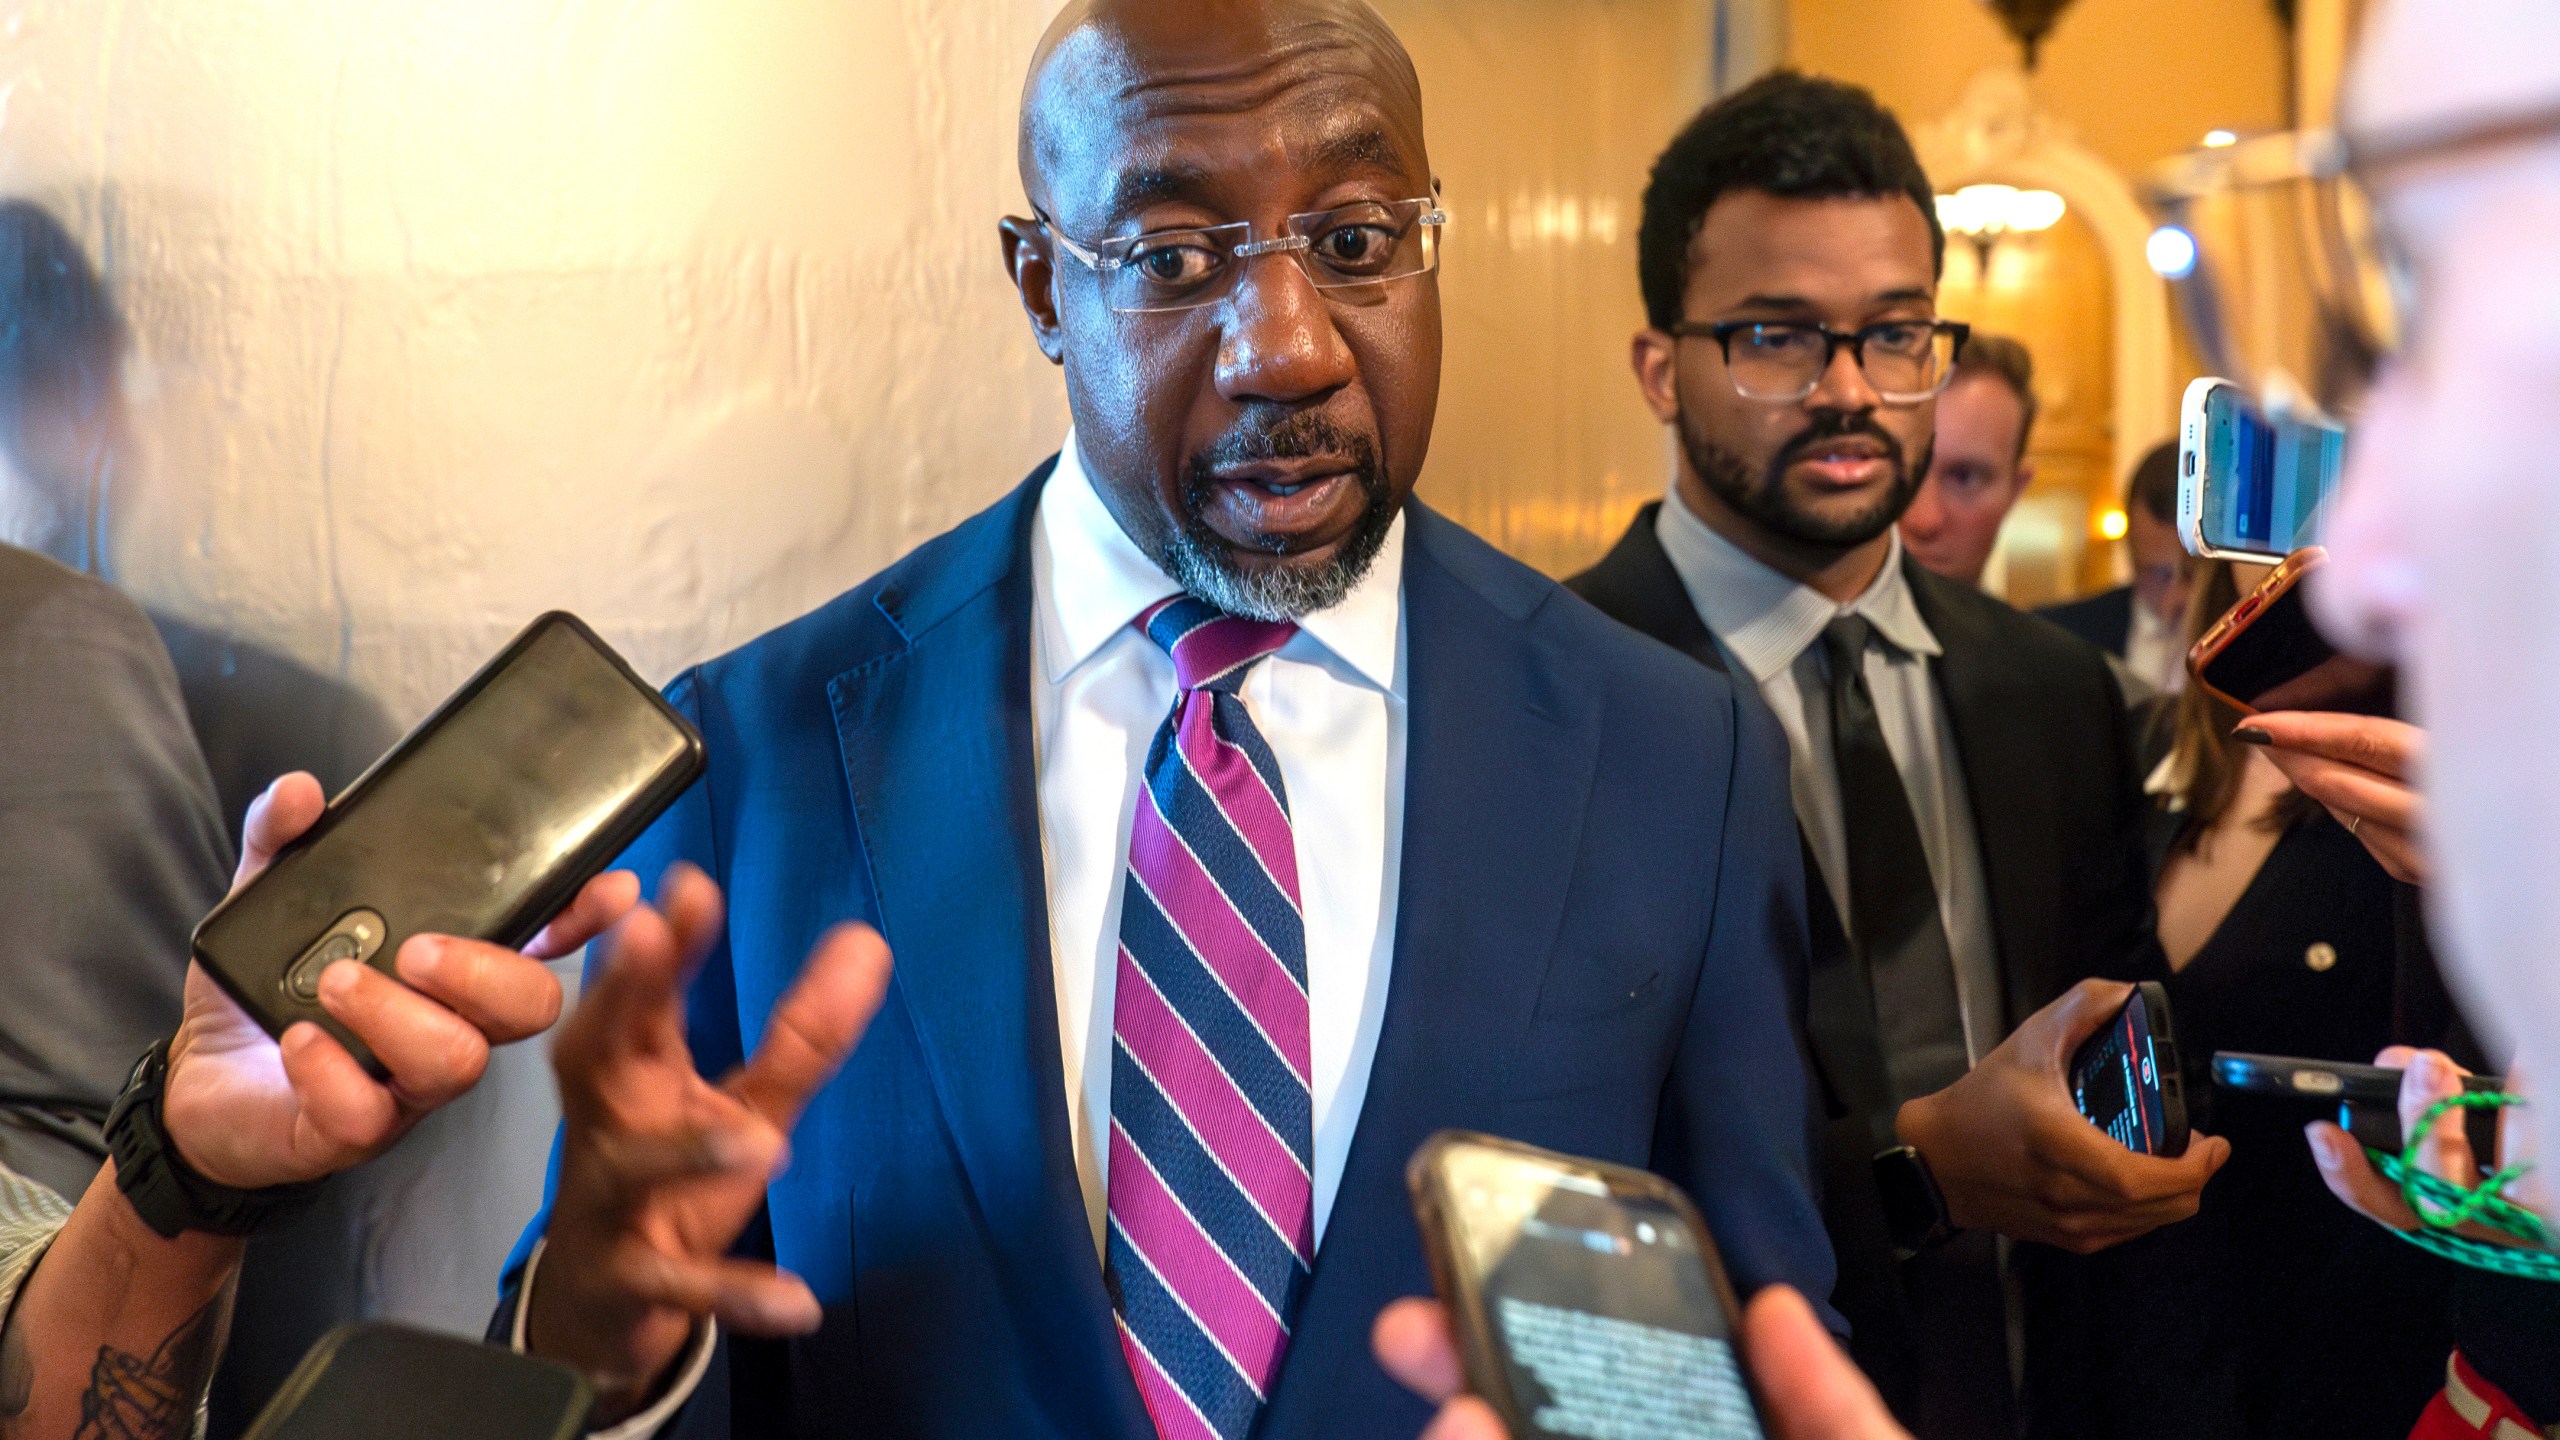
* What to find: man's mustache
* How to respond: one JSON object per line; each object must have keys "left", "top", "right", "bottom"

{"left": 1192, "top": 411, "right": 1381, "bottom": 474}
{"left": 1772, "top": 410, "right": 1906, "bottom": 474}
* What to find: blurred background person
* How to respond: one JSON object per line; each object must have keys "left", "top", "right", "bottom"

{"left": 1898, "top": 331, "right": 2036, "bottom": 590}
{"left": 2041, "top": 443, "right": 2190, "bottom": 697}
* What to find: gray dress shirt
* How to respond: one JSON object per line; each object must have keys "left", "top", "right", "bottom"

{"left": 1653, "top": 492, "right": 2002, "bottom": 1068}
{"left": 0, "top": 544, "right": 230, "bottom": 1199}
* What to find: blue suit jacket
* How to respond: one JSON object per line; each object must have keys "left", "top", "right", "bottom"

{"left": 500, "top": 464, "right": 1833, "bottom": 1437}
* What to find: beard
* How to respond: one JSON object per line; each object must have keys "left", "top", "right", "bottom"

{"left": 1143, "top": 409, "right": 1399, "bottom": 622}
{"left": 1678, "top": 404, "right": 1929, "bottom": 551}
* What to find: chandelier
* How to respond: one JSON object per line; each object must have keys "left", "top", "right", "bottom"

{"left": 1934, "top": 183, "right": 2067, "bottom": 274}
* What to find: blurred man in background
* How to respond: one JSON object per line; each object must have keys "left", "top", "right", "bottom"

{"left": 2041, "top": 442, "right": 2190, "bottom": 696}
{"left": 1898, "top": 332, "right": 2036, "bottom": 590}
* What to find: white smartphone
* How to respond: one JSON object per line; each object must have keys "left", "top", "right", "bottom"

{"left": 2177, "top": 376, "right": 2349, "bottom": 562}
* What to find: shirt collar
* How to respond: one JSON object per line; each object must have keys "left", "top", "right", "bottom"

{"left": 1033, "top": 430, "right": 1405, "bottom": 694}
{"left": 1654, "top": 479, "right": 1942, "bottom": 685}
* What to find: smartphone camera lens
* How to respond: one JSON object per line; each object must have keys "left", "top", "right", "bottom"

{"left": 285, "top": 909, "right": 389, "bottom": 1002}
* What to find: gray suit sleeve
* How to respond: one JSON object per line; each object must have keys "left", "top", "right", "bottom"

{"left": 0, "top": 547, "right": 231, "bottom": 1198}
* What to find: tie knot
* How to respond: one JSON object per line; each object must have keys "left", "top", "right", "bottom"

{"left": 1821, "top": 613, "right": 1874, "bottom": 678}
{"left": 1139, "top": 595, "right": 1299, "bottom": 692}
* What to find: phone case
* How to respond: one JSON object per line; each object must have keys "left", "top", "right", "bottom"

{"left": 2187, "top": 547, "right": 2395, "bottom": 716}
{"left": 243, "top": 1322, "right": 591, "bottom": 1440}
{"left": 2136, "top": 981, "right": 2192, "bottom": 1158}
{"left": 189, "top": 612, "right": 704, "bottom": 1073}
{"left": 1405, "top": 1130, "right": 1757, "bottom": 1434}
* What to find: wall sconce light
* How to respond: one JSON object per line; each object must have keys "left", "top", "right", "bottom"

{"left": 1934, "top": 183, "right": 2068, "bottom": 274}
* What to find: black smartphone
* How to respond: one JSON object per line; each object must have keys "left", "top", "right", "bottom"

{"left": 190, "top": 612, "right": 703, "bottom": 1072}
{"left": 2069, "top": 981, "right": 2190, "bottom": 1157}
{"left": 2188, "top": 547, "right": 2395, "bottom": 717}
{"left": 2212, "top": 1051, "right": 2501, "bottom": 1105}
{"left": 1408, "top": 1131, "right": 1769, "bottom": 1440}
{"left": 2214, "top": 1051, "right": 2504, "bottom": 1155}
{"left": 244, "top": 1322, "right": 591, "bottom": 1440}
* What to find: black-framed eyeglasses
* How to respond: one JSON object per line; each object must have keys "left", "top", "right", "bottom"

{"left": 1035, "top": 195, "right": 1448, "bottom": 314}
{"left": 1668, "top": 318, "right": 1971, "bottom": 404}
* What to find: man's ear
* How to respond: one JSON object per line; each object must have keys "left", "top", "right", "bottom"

{"left": 1630, "top": 328, "right": 1682, "bottom": 425}
{"left": 2012, "top": 457, "right": 2037, "bottom": 498}
{"left": 998, "top": 216, "right": 1066, "bottom": 365}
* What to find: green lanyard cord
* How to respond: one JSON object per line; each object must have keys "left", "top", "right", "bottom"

{"left": 2362, "top": 1090, "right": 2560, "bottom": 1282}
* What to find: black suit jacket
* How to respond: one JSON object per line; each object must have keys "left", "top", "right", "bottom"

{"left": 2037, "top": 584, "right": 2134, "bottom": 659}
{"left": 1569, "top": 505, "right": 2161, "bottom": 1429}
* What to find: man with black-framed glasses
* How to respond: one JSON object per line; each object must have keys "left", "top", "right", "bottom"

{"left": 1570, "top": 72, "right": 2225, "bottom": 1439}
{"left": 499, "top": 4, "right": 1834, "bottom": 1438}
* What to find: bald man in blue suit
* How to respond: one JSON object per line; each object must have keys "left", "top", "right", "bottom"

{"left": 496, "top": 2, "right": 1832, "bottom": 1436}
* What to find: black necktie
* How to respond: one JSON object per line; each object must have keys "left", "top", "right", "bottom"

{"left": 1821, "top": 615, "right": 1969, "bottom": 1104}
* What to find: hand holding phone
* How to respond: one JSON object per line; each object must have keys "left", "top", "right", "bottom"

{"left": 1407, "top": 1132, "right": 1770, "bottom": 1440}
{"left": 161, "top": 774, "right": 639, "bottom": 1194}
{"left": 2068, "top": 982, "right": 2190, "bottom": 1157}
{"left": 189, "top": 613, "right": 703, "bottom": 1073}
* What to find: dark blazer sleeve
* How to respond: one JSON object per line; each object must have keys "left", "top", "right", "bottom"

{"left": 1651, "top": 685, "right": 1844, "bottom": 1331}
{"left": 489, "top": 670, "right": 760, "bottom": 1437}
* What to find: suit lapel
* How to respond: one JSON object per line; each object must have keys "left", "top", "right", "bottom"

{"left": 1902, "top": 558, "right": 2048, "bottom": 1029}
{"left": 1274, "top": 505, "right": 1603, "bottom": 1407}
{"left": 826, "top": 462, "right": 1151, "bottom": 1438}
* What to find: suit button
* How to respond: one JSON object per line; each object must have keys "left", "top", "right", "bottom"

{"left": 2305, "top": 942, "right": 2339, "bottom": 972}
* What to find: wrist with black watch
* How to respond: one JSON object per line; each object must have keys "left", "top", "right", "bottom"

{"left": 104, "top": 1039, "right": 324, "bottom": 1240}
{"left": 1873, "top": 1143, "right": 1956, "bottom": 1259}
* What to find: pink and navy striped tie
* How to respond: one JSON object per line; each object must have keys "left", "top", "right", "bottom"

{"left": 1106, "top": 595, "right": 1314, "bottom": 1440}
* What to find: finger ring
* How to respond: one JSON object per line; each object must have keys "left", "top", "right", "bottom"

{"left": 2348, "top": 813, "right": 2364, "bottom": 837}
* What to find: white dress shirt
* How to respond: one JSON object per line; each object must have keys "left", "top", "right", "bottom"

{"left": 1033, "top": 433, "right": 1407, "bottom": 1254}
{"left": 539, "top": 436, "right": 1409, "bottom": 1437}
{"left": 2123, "top": 593, "right": 2185, "bottom": 697}
{"left": 1654, "top": 487, "right": 2002, "bottom": 1066}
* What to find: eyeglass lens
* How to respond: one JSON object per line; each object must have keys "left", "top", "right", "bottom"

{"left": 1723, "top": 322, "right": 1959, "bottom": 401}
{"left": 1091, "top": 199, "right": 1442, "bottom": 314}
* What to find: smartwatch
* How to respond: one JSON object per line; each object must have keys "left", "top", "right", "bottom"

{"left": 1872, "top": 1144, "right": 1956, "bottom": 1260}
{"left": 105, "top": 1040, "right": 324, "bottom": 1239}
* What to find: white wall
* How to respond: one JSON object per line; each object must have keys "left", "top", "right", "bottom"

{"left": 0, "top": 0, "right": 1068, "bottom": 1379}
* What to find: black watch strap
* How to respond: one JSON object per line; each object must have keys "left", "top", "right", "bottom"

{"left": 1872, "top": 1144, "right": 1956, "bottom": 1260}
{"left": 106, "top": 1040, "right": 324, "bottom": 1239}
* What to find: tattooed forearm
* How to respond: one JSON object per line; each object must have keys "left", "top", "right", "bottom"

{"left": 73, "top": 1288, "right": 228, "bottom": 1440}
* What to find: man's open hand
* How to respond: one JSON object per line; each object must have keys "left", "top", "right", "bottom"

{"left": 1894, "top": 979, "right": 2230, "bottom": 1253}
{"left": 162, "top": 772, "right": 634, "bottom": 1192}
{"left": 524, "top": 863, "right": 891, "bottom": 1421}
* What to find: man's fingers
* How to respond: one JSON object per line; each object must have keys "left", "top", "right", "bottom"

{"left": 728, "top": 923, "right": 892, "bottom": 1130}
{"left": 658, "top": 863, "right": 727, "bottom": 973}
{"left": 1373, "top": 1298, "right": 1469, "bottom": 1403}
{"left": 316, "top": 961, "right": 493, "bottom": 1112}
{"left": 233, "top": 772, "right": 327, "bottom": 890}
{"left": 2243, "top": 711, "right": 2423, "bottom": 779}
{"left": 556, "top": 903, "right": 691, "bottom": 1085}
{"left": 2402, "top": 1051, "right": 2478, "bottom": 1187}
{"left": 277, "top": 1021, "right": 402, "bottom": 1160}
{"left": 1742, "top": 1286, "right": 1899, "bottom": 1440}
{"left": 526, "top": 870, "right": 644, "bottom": 960}
{"left": 583, "top": 1117, "right": 788, "bottom": 1196}
{"left": 396, "top": 937, "right": 566, "bottom": 1044}
{"left": 1418, "top": 1398, "right": 1510, "bottom": 1440}
{"left": 2309, "top": 1120, "right": 2420, "bottom": 1230}
{"left": 613, "top": 1249, "right": 824, "bottom": 1337}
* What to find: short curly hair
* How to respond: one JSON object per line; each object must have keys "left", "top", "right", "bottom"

{"left": 1638, "top": 71, "right": 1943, "bottom": 333}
